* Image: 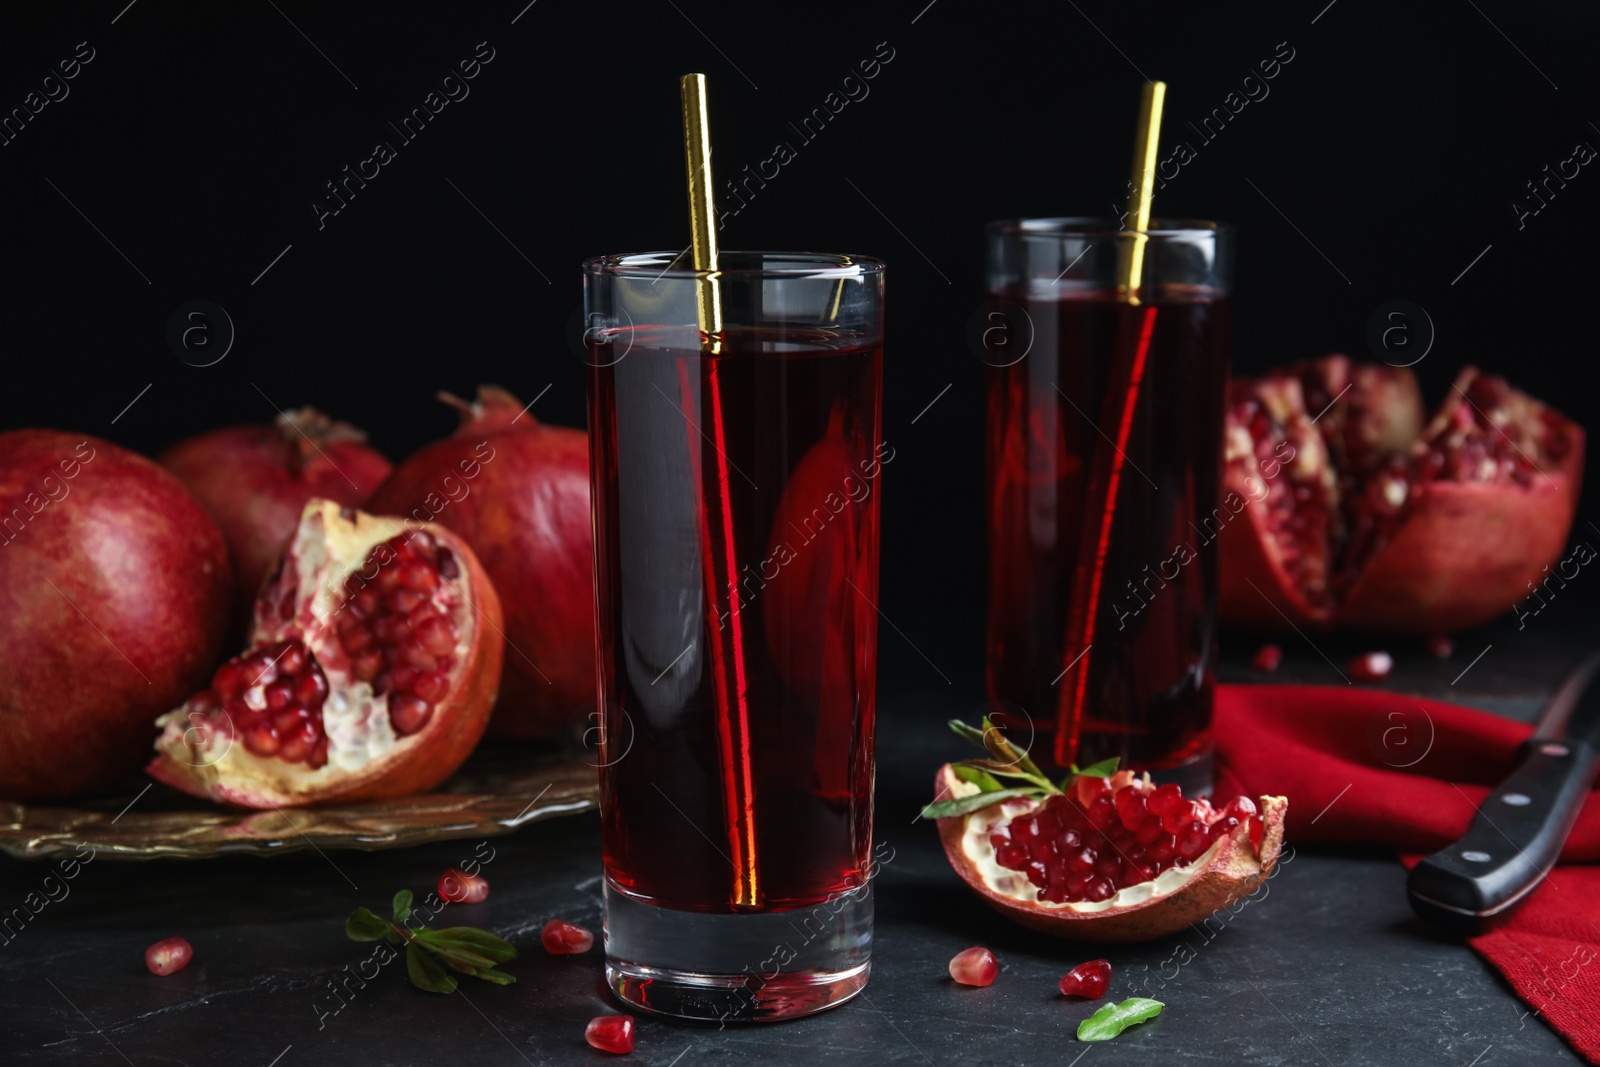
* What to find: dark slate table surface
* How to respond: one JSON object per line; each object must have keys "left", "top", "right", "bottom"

{"left": 6, "top": 602, "right": 1596, "bottom": 1066}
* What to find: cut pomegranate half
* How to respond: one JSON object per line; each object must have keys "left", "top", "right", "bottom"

{"left": 148, "top": 500, "right": 504, "bottom": 807}
{"left": 1221, "top": 358, "right": 1583, "bottom": 635}
{"left": 933, "top": 764, "right": 1286, "bottom": 942}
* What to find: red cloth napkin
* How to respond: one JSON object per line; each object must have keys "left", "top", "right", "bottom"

{"left": 1214, "top": 684, "right": 1600, "bottom": 1064}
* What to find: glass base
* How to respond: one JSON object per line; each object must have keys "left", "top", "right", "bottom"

{"left": 602, "top": 880, "right": 872, "bottom": 1023}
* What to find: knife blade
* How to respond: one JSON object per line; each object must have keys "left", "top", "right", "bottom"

{"left": 1406, "top": 651, "right": 1600, "bottom": 935}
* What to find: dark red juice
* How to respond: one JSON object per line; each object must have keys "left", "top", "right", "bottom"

{"left": 589, "top": 325, "right": 883, "bottom": 913}
{"left": 985, "top": 288, "right": 1230, "bottom": 774}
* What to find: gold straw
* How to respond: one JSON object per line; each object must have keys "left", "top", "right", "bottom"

{"left": 1118, "top": 80, "right": 1166, "bottom": 303}
{"left": 679, "top": 73, "right": 723, "bottom": 352}
{"left": 677, "top": 72, "right": 760, "bottom": 909}
{"left": 1054, "top": 80, "right": 1169, "bottom": 768}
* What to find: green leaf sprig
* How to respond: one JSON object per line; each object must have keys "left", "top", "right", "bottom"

{"left": 920, "top": 717, "right": 1120, "bottom": 820}
{"left": 1077, "top": 997, "right": 1165, "bottom": 1041}
{"left": 346, "top": 889, "right": 517, "bottom": 994}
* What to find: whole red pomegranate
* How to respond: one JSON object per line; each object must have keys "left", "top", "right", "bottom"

{"left": 367, "top": 387, "right": 594, "bottom": 739}
{"left": 160, "top": 408, "right": 392, "bottom": 629}
{"left": 0, "top": 431, "right": 231, "bottom": 801}
{"left": 1220, "top": 357, "right": 1583, "bottom": 634}
{"left": 148, "top": 500, "right": 503, "bottom": 807}
{"left": 928, "top": 723, "right": 1285, "bottom": 942}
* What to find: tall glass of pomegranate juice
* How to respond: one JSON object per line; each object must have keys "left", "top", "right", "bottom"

{"left": 983, "top": 219, "right": 1232, "bottom": 791}
{"left": 585, "top": 252, "right": 885, "bottom": 1021}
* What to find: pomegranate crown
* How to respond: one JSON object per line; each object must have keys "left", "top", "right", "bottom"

{"left": 275, "top": 407, "right": 371, "bottom": 472}
{"left": 921, "top": 716, "right": 1120, "bottom": 819}
{"left": 437, "top": 385, "right": 533, "bottom": 436}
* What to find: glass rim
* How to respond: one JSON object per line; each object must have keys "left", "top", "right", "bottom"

{"left": 987, "top": 217, "right": 1233, "bottom": 240}
{"left": 583, "top": 251, "right": 886, "bottom": 281}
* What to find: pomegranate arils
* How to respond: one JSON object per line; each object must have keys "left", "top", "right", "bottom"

{"left": 1059, "top": 958, "right": 1112, "bottom": 999}
{"left": 1425, "top": 634, "right": 1453, "bottom": 659}
{"left": 948, "top": 946, "right": 999, "bottom": 987}
{"left": 540, "top": 919, "right": 594, "bottom": 955}
{"left": 1147, "top": 782, "right": 1183, "bottom": 816}
{"left": 389, "top": 693, "right": 433, "bottom": 735}
{"left": 438, "top": 868, "right": 488, "bottom": 904}
{"left": 1252, "top": 643, "right": 1283, "bottom": 672}
{"left": 585, "top": 1015, "right": 635, "bottom": 1054}
{"left": 992, "top": 782, "right": 1238, "bottom": 904}
{"left": 197, "top": 640, "right": 330, "bottom": 768}
{"left": 1348, "top": 650, "right": 1393, "bottom": 681}
{"left": 336, "top": 533, "right": 460, "bottom": 736}
{"left": 145, "top": 937, "right": 193, "bottom": 976}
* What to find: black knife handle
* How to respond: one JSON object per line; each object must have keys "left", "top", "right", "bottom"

{"left": 1407, "top": 736, "right": 1599, "bottom": 935}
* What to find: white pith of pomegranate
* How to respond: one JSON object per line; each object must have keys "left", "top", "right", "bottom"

{"left": 148, "top": 500, "right": 504, "bottom": 808}
{"left": 935, "top": 766, "right": 1286, "bottom": 942}
{"left": 1221, "top": 358, "right": 1584, "bottom": 635}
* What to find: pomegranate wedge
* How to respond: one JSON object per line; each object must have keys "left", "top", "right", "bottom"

{"left": 933, "top": 764, "right": 1286, "bottom": 942}
{"left": 148, "top": 500, "right": 504, "bottom": 807}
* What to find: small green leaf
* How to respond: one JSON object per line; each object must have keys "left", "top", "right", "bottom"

{"left": 429, "top": 927, "right": 518, "bottom": 962}
{"left": 420, "top": 941, "right": 500, "bottom": 971}
{"left": 980, "top": 717, "right": 1051, "bottom": 780}
{"left": 921, "top": 788, "right": 1037, "bottom": 819}
{"left": 345, "top": 906, "right": 389, "bottom": 942}
{"left": 947, "top": 719, "right": 989, "bottom": 747}
{"left": 406, "top": 942, "right": 459, "bottom": 994}
{"left": 1077, "top": 997, "right": 1164, "bottom": 1042}
{"left": 1074, "top": 757, "right": 1121, "bottom": 779}
{"left": 433, "top": 950, "right": 496, "bottom": 975}
{"left": 951, "top": 763, "right": 1004, "bottom": 792}
{"left": 978, "top": 716, "right": 1019, "bottom": 765}
{"left": 958, "top": 758, "right": 1051, "bottom": 785}
{"left": 392, "top": 889, "right": 413, "bottom": 922}
{"left": 473, "top": 967, "right": 516, "bottom": 986}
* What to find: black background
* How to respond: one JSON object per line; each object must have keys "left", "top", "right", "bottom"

{"left": 2, "top": 0, "right": 1597, "bottom": 664}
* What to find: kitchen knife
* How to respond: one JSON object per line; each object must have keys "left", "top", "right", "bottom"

{"left": 1407, "top": 651, "right": 1600, "bottom": 935}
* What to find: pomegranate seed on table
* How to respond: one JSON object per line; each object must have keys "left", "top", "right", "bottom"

{"left": 438, "top": 868, "right": 489, "bottom": 904}
{"left": 145, "top": 937, "right": 193, "bottom": 976}
{"left": 585, "top": 1015, "right": 636, "bottom": 1054}
{"left": 1424, "top": 635, "right": 1453, "bottom": 659}
{"left": 948, "top": 946, "right": 999, "bottom": 987}
{"left": 1059, "top": 958, "right": 1112, "bottom": 998}
{"left": 1348, "top": 651, "right": 1393, "bottom": 681}
{"left": 1252, "top": 643, "right": 1283, "bottom": 672}
{"left": 540, "top": 919, "right": 594, "bottom": 955}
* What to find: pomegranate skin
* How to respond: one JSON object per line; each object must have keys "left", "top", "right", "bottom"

{"left": 1336, "top": 458, "right": 1583, "bottom": 632}
{"left": 367, "top": 387, "right": 595, "bottom": 739}
{"left": 160, "top": 409, "right": 391, "bottom": 629}
{"left": 0, "top": 431, "right": 231, "bottom": 801}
